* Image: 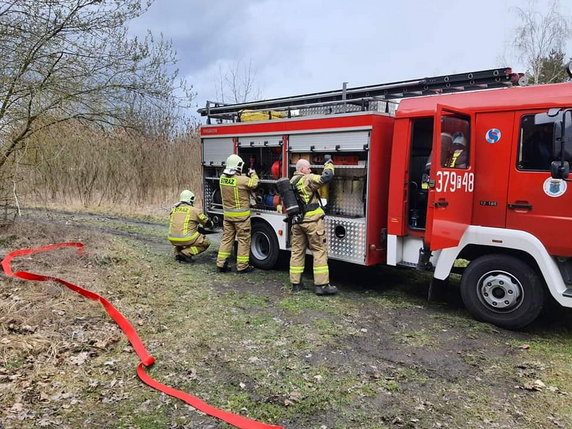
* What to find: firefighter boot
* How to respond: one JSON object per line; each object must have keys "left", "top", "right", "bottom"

{"left": 218, "top": 259, "right": 231, "bottom": 273}
{"left": 315, "top": 284, "right": 338, "bottom": 296}
{"left": 175, "top": 254, "right": 194, "bottom": 264}
{"left": 238, "top": 265, "right": 255, "bottom": 274}
{"left": 291, "top": 282, "right": 304, "bottom": 293}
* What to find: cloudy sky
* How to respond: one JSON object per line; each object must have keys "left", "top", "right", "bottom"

{"left": 130, "top": 0, "right": 571, "bottom": 120}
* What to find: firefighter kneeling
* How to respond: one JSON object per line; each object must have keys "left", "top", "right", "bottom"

{"left": 167, "top": 190, "right": 211, "bottom": 263}
{"left": 288, "top": 158, "right": 337, "bottom": 295}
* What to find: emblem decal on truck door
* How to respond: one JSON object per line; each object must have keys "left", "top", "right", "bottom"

{"left": 543, "top": 178, "right": 567, "bottom": 197}
{"left": 485, "top": 128, "right": 502, "bottom": 144}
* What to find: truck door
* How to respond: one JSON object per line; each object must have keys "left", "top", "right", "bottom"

{"left": 506, "top": 109, "right": 572, "bottom": 257}
{"left": 425, "top": 105, "right": 475, "bottom": 250}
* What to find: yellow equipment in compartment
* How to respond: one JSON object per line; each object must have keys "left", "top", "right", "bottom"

{"left": 239, "top": 109, "right": 286, "bottom": 122}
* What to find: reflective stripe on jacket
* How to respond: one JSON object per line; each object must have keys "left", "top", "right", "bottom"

{"left": 219, "top": 172, "right": 259, "bottom": 220}
{"left": 448, "top": 150, "right": 463, "bottom": 167}
{"left": 167, "top": 203, "right": 207, "bottom": 242}
{"left": 291, "top": 163, "right": 334, "bottom": 221}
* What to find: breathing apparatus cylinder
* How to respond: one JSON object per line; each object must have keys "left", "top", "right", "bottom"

{"left": 276, "top": 178, "right": 300, "bottom": 217}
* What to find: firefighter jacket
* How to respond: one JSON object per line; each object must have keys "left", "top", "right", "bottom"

{"left": 219, "top": 172, "right": 259, "bottom": 221}
{"left": 168, "top": 202, "right": 208, "bottom": 244}
{"left": 446, "top": 145, "right": 468, "bottom": 168}
{"left": 291, "top": 163, "right": 334, "bottom": 222}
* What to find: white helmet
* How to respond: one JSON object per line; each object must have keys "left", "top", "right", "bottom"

{"left": 179, "top": 189, "right": 195, "bottom": 205}
{"left": 223, "top": 154, "right": 244, "bottom": 175}
{"left": 452, "top": 132, "right": 466, "bottom": 147}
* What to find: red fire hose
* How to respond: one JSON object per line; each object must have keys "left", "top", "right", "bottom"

{"left": 1, "top": 242, "right": 282, "bottom": 429}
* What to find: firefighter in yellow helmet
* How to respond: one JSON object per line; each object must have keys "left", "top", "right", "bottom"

{"left": 289, "top": 158, "right": 337, "bottom": 295}
{"left": 167, "top": 190, "right": 211, "bottom": 263}
{"left": 217, "top": 154, "right": 259, "bottom": 273}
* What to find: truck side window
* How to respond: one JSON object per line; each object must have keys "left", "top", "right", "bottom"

{"left": 518, "top": 114, "right": 554, "bottom": 171}
{"left": 440, "top": 116, "right": 470, "bottom": 169}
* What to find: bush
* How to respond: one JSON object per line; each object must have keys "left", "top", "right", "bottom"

{"left": 14, "top": 121, "right": 203, "bottom": 210}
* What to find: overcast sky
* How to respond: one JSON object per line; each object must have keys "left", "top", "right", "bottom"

{"left": 130, "top": 0, "right": 571, "bottom": 120}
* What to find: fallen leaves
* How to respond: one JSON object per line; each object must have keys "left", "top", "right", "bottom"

{"left": 69, "top": 351, "right": 90, "bottom": 366}
{"left": 516, "top": 379, "right": 567, "bottom": 395}
{"left": 265, "top": 391, "right": 303, "bottom": 406}
{"left": 7, "top": 321, "right": 38, "bottom": 334}
{"left": 520, "top": 379, "right": 546, "bottom": 391}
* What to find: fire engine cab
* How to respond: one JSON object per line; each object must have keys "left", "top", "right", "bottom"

{"left": 198, "top": 67, "right": 572, "bottom": 330}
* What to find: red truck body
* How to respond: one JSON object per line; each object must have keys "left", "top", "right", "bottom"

{"left": 199, "top": 69, "right": 572, "bottom": 329}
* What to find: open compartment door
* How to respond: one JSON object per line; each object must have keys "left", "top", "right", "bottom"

{"left": 425, "top": 104, "right": 475, "bottom": 250}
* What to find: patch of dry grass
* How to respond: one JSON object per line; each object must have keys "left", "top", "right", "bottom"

{"left": 1, "top": 212, "right": 572, "bottom": 429}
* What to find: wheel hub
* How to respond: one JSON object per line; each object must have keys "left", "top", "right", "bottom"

{"left": 251, "top": 231, "right": 270, "bottom": 260}
{"left": 479, "top": 271, "right": 522, "bottom": 310}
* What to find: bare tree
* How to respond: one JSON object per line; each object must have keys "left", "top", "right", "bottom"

{"left": 512, "top": 0, "right": 572, "bottom": 84}
{"left": 0, "top": 0, "right": 192, "bottom": 171}
{"left": 215, "top": 58, "right": 261, "bottom": 103}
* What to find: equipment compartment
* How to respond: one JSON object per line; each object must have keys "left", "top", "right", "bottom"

{"left": 288, "top": 151, "right": 368, "bottom": 218}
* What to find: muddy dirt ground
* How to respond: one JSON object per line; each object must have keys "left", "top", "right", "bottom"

{"left": 1, "top": 208, "right": 571, "bottom": 429}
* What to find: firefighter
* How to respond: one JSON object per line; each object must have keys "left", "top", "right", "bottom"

{"left": 289, "top": 158, "right": 338, "bottom": 295}
{"left": 167, "top": 190, "right": 211, "bottom": 263}
{"left": 415, "top": 132, "right": 454, "bottom": 229}
{"left": 446, "top": 132, "right": 468, "bottom": 168}
{"left": 216, "top": 154, "right": 259, "bottom": 273}
{"left": 439, "top": 132, "right": 453, "bottom": 168}
{"left": 421, "top": 133, "right": 453, "bottom": 190}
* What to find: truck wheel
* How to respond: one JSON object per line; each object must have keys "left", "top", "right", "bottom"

{"left": 250, "top": 222, "right": 280, "bottom": 270}
{"left": 460, "top": 254, "right": 544, "bottom": 330}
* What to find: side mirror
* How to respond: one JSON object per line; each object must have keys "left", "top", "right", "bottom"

{"left": 564, "top": 110, "right": 572, "bottom": 159}
{"left": 552, "top": 110, "right": 572, "bottom": 162}
{"left": 551, "top": 160, "right": 570, "bottom": 180}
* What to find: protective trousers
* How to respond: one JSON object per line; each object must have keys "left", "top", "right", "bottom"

{"left": 289, "top": 218, "right": 329, "bottom": 285}
{"left": 174, "top": 235, "right": 210, "bottom": 258}
{"left": 217, "top": 217, "right": 251, "bottom": 271}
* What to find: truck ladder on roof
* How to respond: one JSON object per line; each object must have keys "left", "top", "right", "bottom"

{"left": 198, "top": 67, "right": 525, "bottom": 123}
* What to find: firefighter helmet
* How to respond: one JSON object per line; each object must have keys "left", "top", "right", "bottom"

{"left": 179, "top": 190, "right": 195, "bottom": 205}
{"left": 452, "top": 132, "right": 466, "bottom": 147}
{"left": 224, "top": 154, "right": 244, "bottom": 174}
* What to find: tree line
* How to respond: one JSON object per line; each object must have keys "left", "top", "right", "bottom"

{"left": 14, "top": 121, "right": 201, "bottom": 209}
{"left": 0, "top": 0, "right": 198, "bottom": 217}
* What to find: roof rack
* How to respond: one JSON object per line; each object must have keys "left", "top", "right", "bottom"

{"left": 198, "top": 67, "right": 525, "bottom": 123}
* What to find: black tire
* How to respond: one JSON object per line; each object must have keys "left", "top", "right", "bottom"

{"left": 460, "top": 254, "right": 544, "bottom": 330}
{"left": 250, "top": 221, "right": 280, "bottom": 270}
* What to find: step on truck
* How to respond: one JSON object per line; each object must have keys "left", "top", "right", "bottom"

{"left": 197, "top": 66, "right": 572, "bottom": 330}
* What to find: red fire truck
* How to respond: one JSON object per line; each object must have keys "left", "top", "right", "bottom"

{"left": 198, "top": 67, "right": 572, "bottom": 329}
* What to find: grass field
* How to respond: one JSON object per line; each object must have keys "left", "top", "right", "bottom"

{"left": 1, "top": 208, "right": 571, "bottom": 428}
